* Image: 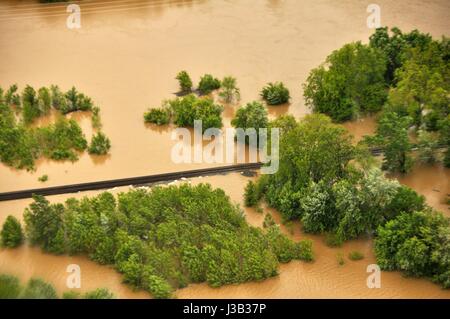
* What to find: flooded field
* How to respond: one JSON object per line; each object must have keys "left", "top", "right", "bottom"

{"left": 0, "top": 0, "right": 449, "bottom": 299}
{"left": 1, "top": 0, "right": 449, "bottom": 191}
{"left": 1, "top": 172, "right": 449, "bottom": 298}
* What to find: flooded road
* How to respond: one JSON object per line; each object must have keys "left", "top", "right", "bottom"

{"left": 0, "top": 0, "right": 449, "bottom": 299}
{"left": 1, "top": 172, "right": 449, "bottom": 298}
{"left": 1, "top": 0, "right": 449, "bottom": 192}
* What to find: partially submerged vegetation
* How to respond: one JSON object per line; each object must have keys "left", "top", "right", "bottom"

{"left": 17, "top": 183, "right": 313, "bottom": 298}
{"left": 144, "top": 94, "right": 223, "bottom": 131}
{"left": 261, "top": 82, "right": 290, "bottom": 105}
{"left": 0, "top": 85, "right": 111, "bottom": 170}
{"left": 304, "top": 27, "right": 449, "bottom": 172}
{"left": 0, "top": 274, "right": 114, "bottom": 299}
{"left": 245, "top": 113, "right": 449, "bottom": 288}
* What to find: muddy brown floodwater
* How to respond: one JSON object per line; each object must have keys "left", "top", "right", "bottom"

{"left": 0, "top": 0, "right": 449, "bottom": 298}
{"left": 1, "top": 173, "right": 450, "bottom": 298}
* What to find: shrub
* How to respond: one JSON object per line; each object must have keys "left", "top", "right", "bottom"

{"left": 348, "top": 251, "right": 364, "bottom": 261}
{"left": 337, "top": 252, "right": 345, "bottom": 266}
{"left": 38, "top": 174, "right": 48, "bottom": 182}
{"left": 21, "top": 278, "right": 58, "bottom": 299}
{"left": 176, "top": 71, "right": 193, "bottom": 94}
{"left": 38, "top": 118, "right": 88, "bottom": 161}
{"left": 261, "top": 82, "right": 290, "bottom": 105}
{"left": 62, "top": 291, "right": 80, "bottom": 299}
{"left": 298, "top": 240, "right": 314, "bottom": 262}
{"left": 144, "top": 107, "right": 171, "bottom": 125}
{"left": 83, "top": 288, "right": 115, "bottom": 299}
{"left": 62, "top": 87, "right": 93, "bottom": 114}
{"left": 219, "top": 76, "right": 240, "bottom": 103}
{"left": 88, "top": 132, "right": 111, "bottom": 155}
{"left": 198, "top": 74, "right": 221, "bottom": 95}
{"left": 170, "top": 94, "right": 223, "bottom": 131}
{"left": 143, "top": 274, "right": 173, "bottom": 299}
{"left": 263, "top": 213, "right": 275, "bottom": 228}
{"left": 4, "top": 84, "right": 20, "bottom": 107}
{"left": 1, "top": 215, "right": 24, "bottom": 248}
{"left": 244, "top": 181, "right": 259, "bottom": 207}
{"left": 0, "top": 274, "right": 21, "bottom": 299}
{"left": 22, "top": 85, "right": 40, "bottom": 124}
{"left": 91, "top": 106, "right": 102, "bottom": 129}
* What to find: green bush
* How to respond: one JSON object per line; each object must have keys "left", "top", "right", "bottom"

{"left": 198, "top": 74, "right": 221, "bottom": 95}
{"left": 1, "top": 215, "right": 24, "bottom": 248}
{"left": 231, "top": 101, "right": 268, "bottom": 145}
{"left": 263, "top": 213, "right": 276, "bottom": 228}
{"left": 83, "top": 288, "right": 115, "bottom": 299}
{"left": 176, "top": 71, "right": 193, "bottom": 94}
{"left": 348, "top": 251, "right": 364, "bottom": 261}
{"left": 144, "top": 107, "right": 171, "bottom": 125}
{"left": 244, "top": 181, "right": 259, "bottom": 207}
{"left": 62, "top": 291, "right": 80, "bottom": 299}
{"left": 88, "top": 132, "right": 111, "bottom": 155}
{"left": 21, "top": 278, "right": 58, "bottom": 299}
{"left": 219, "top": 76, "right": 240, "bottom": 103}
{"left": 298, "top": 240, "right": 314, "bottom": 262}
{"left": 143, "top": 274, "right": 172, "bottom": 299}
{"left": 261, "top": 82, "right": 290, "bottom": 105}
{"left": 170, "top": 94, "right": 223, "bottom": 131}
{"left": 62, "top": 87, "right": 93, "bottom": 114}
{"left": 0, "top": 274, "right": 22, "bottom": 299}
{"left": 38, "top": 174, "right": 48, "bottom": 182}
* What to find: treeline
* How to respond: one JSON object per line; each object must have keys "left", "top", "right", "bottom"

{"left": 303, "top": 27, "right": 449, "bottom": 172}
{"left": 245, "top": 113, "right": 449, "bottom": 288}
{"left": 144, "top": 71, "right": 290, "bottom": 129}
{"left": 1, "top": 183, "right": 313, "bottom": 299}
{"left": 0, "top": 85, "right": 111, "bottom": 170}
{"left": 0, "top": 274, "right": 114, "bottom": 299}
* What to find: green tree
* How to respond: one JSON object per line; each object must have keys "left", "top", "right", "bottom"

{"left": 367, "top": 112, "right": 413, "bottom": 173}
{"left": 144, "top": 107, "right": 171, "bottom": 125}
{"left": 176, "top": 71, "right": 193, "bottom": 94}
{"left": 1, "top": 215, "right": 24, "bottom": 248}
{"left": 303, "top": 42, "right": 387, "bottom": 121}
{"left": 219, "top": 76, "right": 240, "bottom": 103}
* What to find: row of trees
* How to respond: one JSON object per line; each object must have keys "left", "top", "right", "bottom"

{"left": 0, "top": 274, "right": 114, "bottom": 299}
{"left": 303, "top": 27, "right": 449, "bottom": 172}
{"left": 0, "top": 85, "right": 111, "bottom": 169}
{"left": 19, "top": 183, "right": 313, "bottom": 298}
{"left": 175, "top": 71, "right": 289, "bottom": 105}
{"left": 244, "top": 114, "right": 449, "bottom": 287}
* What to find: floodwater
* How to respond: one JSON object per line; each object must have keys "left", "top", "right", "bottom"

{"left": 1, "top": 0, "right": 449, "bottom": 192}
{"left": 1, "top": 173, "right": 449, "bottom": 298}
{"left": 0, "top": 0, "right": 449, "bottom": 298}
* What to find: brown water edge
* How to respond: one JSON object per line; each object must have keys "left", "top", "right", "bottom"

{"left": 1, "top": 0, "right": 449, "bottom": 192}
{"left": 1, "top": 173, "right": 449, "bottom": 299}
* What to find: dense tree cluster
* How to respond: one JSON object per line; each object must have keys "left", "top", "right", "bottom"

{"left": 303, "top": 42, "right": 387, "bottom": 121}
{"left": 0, "top": 85, "right": 111, "bottom": 169}
{"left": 144, "top": 94, "right": 223, "bottom": 132}
{"left": 23, "top": 183, "right": 313, "bottom": 298}
{"left": 375, "top": 211, "right": 450, "bottom": 288}
{"left": 304, "top": 27, "right": 449, "bottom": 171}
{"left": 246, "top": 113, "right": 449, "bottom": 287}
{"left": 0, "top": 274, "right": 114, "bottom": 299}
{"left": 246, "top": 114, "right": 428, "bottom": 241}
